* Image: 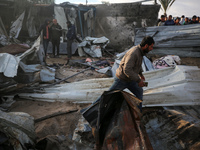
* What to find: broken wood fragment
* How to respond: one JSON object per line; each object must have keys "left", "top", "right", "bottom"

{"left": 34, "top": 109, "right": 78, "bottom": 123}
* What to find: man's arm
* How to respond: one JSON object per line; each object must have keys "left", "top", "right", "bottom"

{"left": 123, "top": 52, "right": 141, "bottom": 83}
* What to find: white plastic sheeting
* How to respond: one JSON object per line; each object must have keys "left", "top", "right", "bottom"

{"left": 18, "top": 65, "right": 200, "bottom": 107}
{"left": 9, "top": 11, "right": 25, "bottom": 39}
{"left": 54, "top": 6, "right": 68, "bottom": 30}
{"left": 0, "top": 110, "right": 35, "bottom": 149}
{"left": 0, "top": 53, "right": 20, "bottom": 77}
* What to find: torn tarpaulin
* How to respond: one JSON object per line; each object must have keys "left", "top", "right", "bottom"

{"left": 82, "top": 90, "right": 153, "bottom": 150}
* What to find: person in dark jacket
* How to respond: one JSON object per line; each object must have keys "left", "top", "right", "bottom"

{"left": 164, "top": 15, "right": 175, "bottom": 26}
{"left": 189, "top": 15, "right": 198, "bottom": 24}
{"left": 66, "top": 21, "right": 77, "bottom": 60}
{"left": 39, "top": 19, "right": 51, "bottom": 58}
{"left": 50, "top": 19, "right": 62, "bottom": 58}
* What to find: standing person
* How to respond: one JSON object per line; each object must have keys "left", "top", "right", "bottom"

{"left": 50, "top": 19, "right": 62, "bottom": 58}
{"left": 90, "top": 36, "right": 155, "bottom": 112}
{"left": 189, "top": 15, "right": 198, "bottom": 24}
{"left": 196, "top": 16, "right": 200, "bottom": 23}
{"left": 183, "top": 17, "right": 189, "bottom": 25}
{"left": 158, "top": 15, "right": 166, "bottom": 26}
{"left": 164, "top": 15, "right": 175, "bottom": 26}
{"left": 66, "top": 21, "right": 76, "bottom": 60}
{"left": 179, "top": 15, "right": 185, "bottom": 25}
{"left": 175, "top": 17, "right": 181, "bottom": 25}
{"left": 39, "top": 19, "right": 51, "bottom": 58}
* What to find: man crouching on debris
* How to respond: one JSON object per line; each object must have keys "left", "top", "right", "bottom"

{"left": 109, "top": 36, "right": 154, "bottom": 111}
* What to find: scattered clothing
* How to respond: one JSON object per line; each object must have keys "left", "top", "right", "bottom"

{"left": 153, "top": 55, "right": 181, "bottom": 69}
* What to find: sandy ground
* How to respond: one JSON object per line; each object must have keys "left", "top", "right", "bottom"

{"left": 8, "top": 54, "right": 200, "bottom": 148}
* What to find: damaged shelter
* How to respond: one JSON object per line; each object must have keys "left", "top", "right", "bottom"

{"left": 1, "top": 0, "right": 200, "bottom": 150}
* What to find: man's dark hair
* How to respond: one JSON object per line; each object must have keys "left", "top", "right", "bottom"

{"left": 140, "top": 36, "right": 155, "bottom": 47}
{"left": 161, "top": 15, "right": 165, "bottom": 18}
{"left": 192, "top": 15, "right": 197, "bottom": 19}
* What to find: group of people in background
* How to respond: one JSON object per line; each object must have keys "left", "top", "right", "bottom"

{"left": 39, "top": 19, "right": 77, "bottom": 60}
{"left": 157, "top": 15, "right": 200, "bottom": 26}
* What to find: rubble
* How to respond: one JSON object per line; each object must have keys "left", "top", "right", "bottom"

{"left": 0, "top": 110, "right": 36, "bottom": 150}
{"left": 0, "top": 1, "right": 200, "bottom": 150}
{"left": 78, "top": 36, "right": 110, "bottom": 58}
{"left": 0, "top": 36, "right": 56, "bottom": 93}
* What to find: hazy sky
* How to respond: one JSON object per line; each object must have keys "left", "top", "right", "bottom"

{"left": 55, "top": 0, "right": 200, "bottom": 18}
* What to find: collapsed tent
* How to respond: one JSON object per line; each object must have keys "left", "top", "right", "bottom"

{"left": 0, "top": 36, "right": 55, "bottom": 93}
{"left": 18, "top": 65, "right": 200, "bottom": 107}
{"left": 82, "top": 90, "right": 153, "bottom": 149}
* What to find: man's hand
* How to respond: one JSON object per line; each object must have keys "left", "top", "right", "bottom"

{"left": 138, "top": 80, "right": 145, "bottom": 87}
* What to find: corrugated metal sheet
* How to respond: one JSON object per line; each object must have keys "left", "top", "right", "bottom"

{"left": 134, "top": 24, "right": 200, "bottom": 57}
{"left": 18, "top": 65, "right": 200, "bottom": 107}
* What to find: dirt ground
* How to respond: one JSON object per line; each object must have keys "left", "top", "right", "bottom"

{"left": 8, "top": 54, "right": 200, "bottom": 149}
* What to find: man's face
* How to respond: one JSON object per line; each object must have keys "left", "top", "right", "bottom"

{"left": 161, "top": 17, "right": 165, "bottom": 22}
{"left": 144, "top": 43, "right": 154, "bottom": 54}
{"left": 176, "top": 19, "right": 180, "bottom": 23}
{"left": 168, "top": 16, "right": 172, "bottom": 20}
{"left": 53, "top": 19, "right": 57, "bottom": 25}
